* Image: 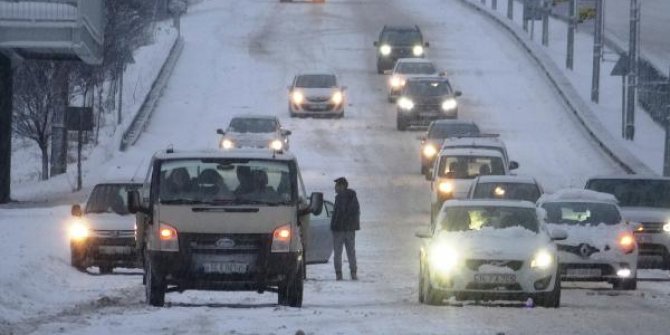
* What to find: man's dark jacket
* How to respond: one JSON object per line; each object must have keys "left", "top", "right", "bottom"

{"left": 331, "top": 189, "right": 360, "bottom": 231}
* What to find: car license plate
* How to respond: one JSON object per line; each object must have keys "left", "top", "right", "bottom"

{"left": 309, "top": 104, "right": 328, "bottom": 111}
{"left": 203, "top": 262, "right": 248, "bottom": 274}
{"left": 473, "top": 273, "right": 516, "bottom": 284}
{"left": 566, "top": 268, "right": 601, "bottom": 277}
{"left": 98, "top": 246, "right": 132, "bottom": 255}
{"left": 636, "top": 234, "right": 651, "bottom": 243}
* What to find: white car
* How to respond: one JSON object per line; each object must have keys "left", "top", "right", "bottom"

{"left": 216, "top": 115, "right": 291, "bottom": 151}
{"left": 429, "top": 148, "right": 508, "bottom": 221}
{"left": 467, "top": 175, "right": 544, "bottom": 203}
{"left": 440, "top": 134, "right": 519, "bottom": 174}
{"left": 288, "top": 73, "right": 346, "bottom": 118}
{"left": 585, "top": 176, "right": 670, "bottom": 269}
{"left": 537, "top": 189, "right": 638, "bottom": 290}
{"left": 69, "top": 182, "right": 142, "bottom": 273}
{"left": 388, "top": 58, "right": 443, "bottom": 102}
{"left": 416, "top": 200, "right": 565, "bottom": 307}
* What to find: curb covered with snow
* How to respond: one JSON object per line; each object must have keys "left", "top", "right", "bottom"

{"left": 459, "top": 0, "right": 656, "bottom": 175}
{"left": 120, "top": 36, "right": 185, "bottom": 151}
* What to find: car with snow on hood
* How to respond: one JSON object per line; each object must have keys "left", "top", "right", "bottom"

{"left": 128, "top": 148, "right": 329, "bottom": 307}
{"left": 416, "top": 200, "right": 566, "bottom": 307}
{"left": 585, "top": 176, "right": 670, "bottom": 269}
{"left": 537, "top": 189, "right": 638, "bottom": 290}
{"left": 216, "top": 115, "right": 291, "bottom": 152}
{"left": 69, "top": 181, "right": 142, "bottom": 273}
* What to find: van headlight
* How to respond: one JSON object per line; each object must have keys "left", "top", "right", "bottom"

{"left": 397, "top": 97, "right": 414, "bottom": 110}
{"left": 442, "top": 98, "right": 458, "bottom": 111}
{"left": 380, "top": 44, "right": 392, "bottom": 56}
{"left": 221, "top": 138, "right": 235, "bottom": 150}
{"left": 69, "top": 220, "right": 90, "bottom": 241}
{"left": 530, "top": 250, "right": 553, "bottom": 269}
{"left": 413, "top": 45, "right": 424, "bottom": 56}
{"left": 422, "top": 144, "right": 437, "bottom": 158}
{"left": 429, "top": 243, "right": 459, "bottom": 274}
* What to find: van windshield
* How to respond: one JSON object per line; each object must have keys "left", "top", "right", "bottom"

{"left": 440, "top": 206, "right": 539, "bottom": 233}
{"left": 586, "top": 179, "right": 670, "bottom": 209}
{"left": 437, "top": 155, "right": 505, "bottom": 179}
{"left": 158, "top": 159, "right": 295, "bottom": 206}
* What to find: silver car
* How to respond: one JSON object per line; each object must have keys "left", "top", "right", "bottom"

{"left": 288, "top": 73, "right": 346, "bottom": 118}
{"left": 217, "top": 115, "right": 291, "bottom": 152}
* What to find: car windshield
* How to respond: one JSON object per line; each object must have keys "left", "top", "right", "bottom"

{"left": 440, "top": 206, "right": 539, "bottom": 233}
{"left": 86, "top": 184, "right": 138, "bottom": 215}
{"left": 228, "top": 118, "right": 277, "bottom": 133}
{"left": 472, "top": 182, "right": 541, "bottom": 202}
{"left": 381, "top": 30, "right": 422, "bottom": 45}
{"left": 397, "top": 62, "right": 436, "bottom": 75}
{"left": 295, "top": 75, "right": 337, "bottom": 88}
{"left": 405, "top": 80, "right": 452, "bottom": 97}
{"left": 542, "top": 202, "right": 622, "bottom": 226}
{"left": 586, "top": 179, "right": 670, "bottom": 209}
{"left": 158, "top": 159, "right": 295, "bottom": 205}
{"left": 428, "top": 124, "right": 480, "bottom": 139}
{"left": 437, "top": 155, "right": 505, "bottom": 179}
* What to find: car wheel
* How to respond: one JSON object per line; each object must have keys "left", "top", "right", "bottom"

{"left": 422, "top": 268, "right": 442, "bottom": 306}
{"left": 396, "top": 115, "right": 408, "bottom": 131}
{"left": 613, "top": 277, "right": 637, "bottom": 290}
{"left": 145, "top": 254, "right": 166, "bottom": 307}
{"left": 70, "top": 246, "right": 86, "bottom": 272}
{"left": 418, "top": 258, "right": 425, "bottom": 303}
{"left": 279, "top": 261, "right": 304, "bottom": 307}
{"left": 376, "top": 61, "right": 384, "bottom": 75}
{"left": 539, "top": 272, "right": 561, "bottom": 308}
{"left": 420, "top": 164, "right": 427, "bottom": 175}
{"left": 99, "top": 265, "right": 113, "bottom": 274}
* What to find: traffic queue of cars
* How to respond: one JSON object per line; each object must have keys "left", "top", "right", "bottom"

{"left": 63, "top": 24, "right": 670, "bottom": 310}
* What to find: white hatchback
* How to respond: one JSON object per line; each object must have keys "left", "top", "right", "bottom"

{"left": 417, "top": 200, "right": 566, "bottom": 307}
{"left": 537, "top": 189, "right": 638, "bottom": 290}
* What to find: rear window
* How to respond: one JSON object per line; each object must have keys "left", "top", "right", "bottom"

{"left": 405, "top": 80, "right": 452, "bottom": 97}
{"left": 295, "top": 75, "right": 337, "bottom": 88}
{"left": 437, "top": 155, "right": 505, "bottom": 179}
{"left": 586, "top": 179, "right": 670, "bottom": 209}
{"left": 541, "top": 202, "right": 622, "bottom": 226}
{"left": 428, "top": 124, "right": 480, "bottom": 139}
{"left": 397, "top": 62, "right": 436, "bottom": 75}
{"left": 86, "top": 184, "right": 138, "bottom": 215}
{"left": 472, "top": 182, "right": 541, "bottom": 202}
{"left": 228, "top": 118, "right": 277, "bottom": 133}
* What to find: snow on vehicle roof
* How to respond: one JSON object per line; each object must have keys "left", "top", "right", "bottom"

{"left": 474, "top": 175, "right": 537, "bottom": 184}
{"left": 230, "top": 114, "right": 277, "bottom": 120}
{"left": 442, "top": 136, "right": 505, "bottom": 148}
{"left": 153, "top": 148, "right": 296, "bottom": 161}
{"left": 438, "top": 147, "right": 504, "bottom": 158}
{"left": 537, "top": 188, "right": 618, "bottom": 204}
{"left": 443, "top": 199, "right": 537, "bottom": 209}
{"left": 395, "top": 58, "right": 433, "bottom": 64}
{"left": 587, "top": 175, "right": 670, "bottom": 182}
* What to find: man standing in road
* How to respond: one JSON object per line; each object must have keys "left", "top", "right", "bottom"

{"left": 331, "top": 177, "right": 360, "bottom": 280}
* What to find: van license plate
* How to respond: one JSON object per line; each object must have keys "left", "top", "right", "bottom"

{"left": 203, "top": 262, "right": 247, "bottom": 274}
{"left": 474, "top": 274, "right": 516, "bottom": 284}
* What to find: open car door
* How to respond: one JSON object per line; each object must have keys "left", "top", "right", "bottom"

{"left": 306, "top": 200, "right": 334, "bottom": 264}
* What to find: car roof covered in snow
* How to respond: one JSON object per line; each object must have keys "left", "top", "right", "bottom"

{"left": 152, "top": 149, "right": 296, "bottom": 162}
{"left": 396, "top": 58, "right": 433, "bottom": 64}
{"left": 443, "top": 199, "right": 536, "bottom": 209}
{"left": 537, "top": 188, "right": 618, "bottom": 204}
{"left": 586, "top": 175, "right": 670, "bottom": 182}
{"left": 473, "top": 175, "right": 538, "bottom": 184}
{"left": 441, "top": 135, "right": 505, "bottom": 148}
{"left": 230, "top": 114, "right": 278, "bottom": 120}
{"left": 438, "top": 147, "right": 504, "bottom": 158}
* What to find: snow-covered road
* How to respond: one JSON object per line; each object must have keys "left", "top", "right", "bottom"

{"left": 2, "top": 0, "right": 670, "bottom": 334}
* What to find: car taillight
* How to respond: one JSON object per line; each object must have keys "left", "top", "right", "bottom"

{"left": 159, "top": 223, "right": 179, "bottom": 252}
{"left": 271, "top": 224, "right": 291, "bottom": 253}
{"left": 619, "top": 233, "right": 635, "bottom": 254}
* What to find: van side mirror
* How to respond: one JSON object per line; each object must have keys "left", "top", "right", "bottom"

{"left": 509, "top": 161, "right": 519, "bottom": 170}
{"left": 549, "top": 229, "right": 568, "bottom": 241}
{"left": 216, "top": 128, "right": 225, "bottom": 135}
{"left": 127, "top": 190, "right": 143, "bottom": 215}
{"left": 309, "top": 192, "right": 324, "bottom": 216}
{"left": 71, "top": 204, "right": 82, "bottom": 217}
{"left": 373, "top": 41, "right": 379, "bottom": 47}
{"left": 454, "top": 91, "right": 462, "bottom": 97}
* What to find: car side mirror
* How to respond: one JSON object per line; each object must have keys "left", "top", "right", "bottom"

{"left": 438, "top": 71, "right": 447, "bottom": 77}
{"left": 281, "top": 129, "right": 292, "bottom": 136}
{"left": 127, "top": 190, "right": 143, "bottom": 215}
{"left": 216, "top": 128, "right": 225, "bottom": 135}
{"left": 424, "top": 42, "right": 430, "bottom": 47}
{"left": 549, "top": 229, "right": 568, "bottom": 241}
{"left": 309, "top": 192, "right": 324, "bottom": 216}
{"left": 373, "top": 41, "right": 379, "bottom": 47}
{"left": 454, "top": 91, "right": 462, "bottom": 97}
{"left": 509, "top": 161, "right": 519, "bottom": 170}
{"left": 415, "top": 228, "right": 432, "bottom": 239}
{"left": 71, "top": 204, "right": 82, "bottom": 217}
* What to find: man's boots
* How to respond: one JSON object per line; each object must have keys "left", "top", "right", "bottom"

{"left": 336, "top": 271, "right": 343, "bottom": 281}
{"left": 351, "top": 271, "right": 358, "bottom": 281}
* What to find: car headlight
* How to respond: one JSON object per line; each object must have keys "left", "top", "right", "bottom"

{"left": 413, "top": 45, "right": 424, "bottom": 56}
{"left": 663, "top": 222, "right": 670, "bottom": 232}
{"left": 332, "top": 91, "right": 343, "bottom": 105}
{"left": 270, "top": 139, "right": 283, "bottom": 151}
{"left": 292, "top": 91, "right": 304, "bottom": 104}
{"left": 530, "top": 250, "right": 553, "bottom": 269}
{"left": 390, "top": 76, "right": 405, "bottom": 88}
{"left": 69, "top": 220, "right": 90, "bottom": 241}
{"left": 494, "top": 186, "right": 506, "bottom": 197}
{"left": 442, "top": 98, "right": 458, "bottom": 111}
{"left": 380, "top": 44, "right": 392, "bottom": 56}
{"left": 397, "top": 97, "right": 414, "bottom": 110}
{"left": 429, "top": 243, "right": 459, "bottom": 274}
{"left": 438, "top": 181, "right": 453, "bottom": 194}
{"left": 221, "top": 138, "right": 235, "bottom": 150}
{"left": 422, "top": 144, "right": 437, "bottom": 158}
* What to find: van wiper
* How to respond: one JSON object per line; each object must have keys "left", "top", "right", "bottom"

{"left": 160, "top": 199, "right": 206, "bottom": 205}
{"left": 233, "top": 199, "right": 286, "bottom": 206}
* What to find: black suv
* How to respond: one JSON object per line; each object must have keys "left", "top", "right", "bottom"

{"left": 396, "top": 77, "right": 462, "bottom": 131}
{"left": 373, "top": 25, "right": 429, "bottom": 74}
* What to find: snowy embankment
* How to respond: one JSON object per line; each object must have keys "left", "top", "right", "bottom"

{"left": 464, "top": 0, "right": 663, "bottom": 174}
{"left": 9, "top": 22, "right": 178, "bottom": 203}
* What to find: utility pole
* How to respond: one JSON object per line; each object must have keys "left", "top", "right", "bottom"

{"left": 0, "top": 54, "right": 12, "bottom": 204}
{"left": 541, "top": 0, "right": 549, "bottom": 46}
{"left": 566, "top": 0, "right": 576, "bottom": 70}
{"left": 591, "top": 0, "right": 604, "bottom": 103}
{"left": 625, "top": 0, "right": 640, "bottom": 140}
{"left": 507, "top": 0, "right": 514, "bottom": 20}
